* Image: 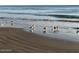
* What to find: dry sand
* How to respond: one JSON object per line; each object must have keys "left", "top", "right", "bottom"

{"left": 0, "top": 27, "right": 79, "bottom": 53}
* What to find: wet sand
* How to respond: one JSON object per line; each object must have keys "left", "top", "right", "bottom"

{"left": 0, "top": 27, "right": 79, "bottom": 53}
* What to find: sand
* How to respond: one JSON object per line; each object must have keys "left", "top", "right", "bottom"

{"left": 0, "top": 27, "right": 79, "bottom": 53}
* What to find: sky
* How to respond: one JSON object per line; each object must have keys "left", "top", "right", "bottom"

{"left": 0, "top": 0, "right": 79, "bottom": 5}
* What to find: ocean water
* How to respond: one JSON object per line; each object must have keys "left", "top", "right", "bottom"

{"left": 0, "top": 5, "right": 79, "bottom": 42}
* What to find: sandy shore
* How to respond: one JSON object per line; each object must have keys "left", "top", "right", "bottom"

{"left": 0, "top": 27, "right": 79, "bottom": 53}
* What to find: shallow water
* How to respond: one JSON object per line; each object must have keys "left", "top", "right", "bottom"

{"left": 0, "top": 19, "right": 79, "bottom": 42}
{"left": 22, "top": 21, "right": 79, "bottom": 42}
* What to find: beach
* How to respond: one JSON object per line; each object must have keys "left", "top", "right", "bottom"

{"left": 0, "top": 5, "right": 79, "bottom": 53}
{"left": 0, "top": 27, "right": 79, "bottom": 53}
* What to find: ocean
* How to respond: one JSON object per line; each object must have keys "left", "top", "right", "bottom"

{"left": 0, "top": 5, "right": 79, "bottom": 42}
